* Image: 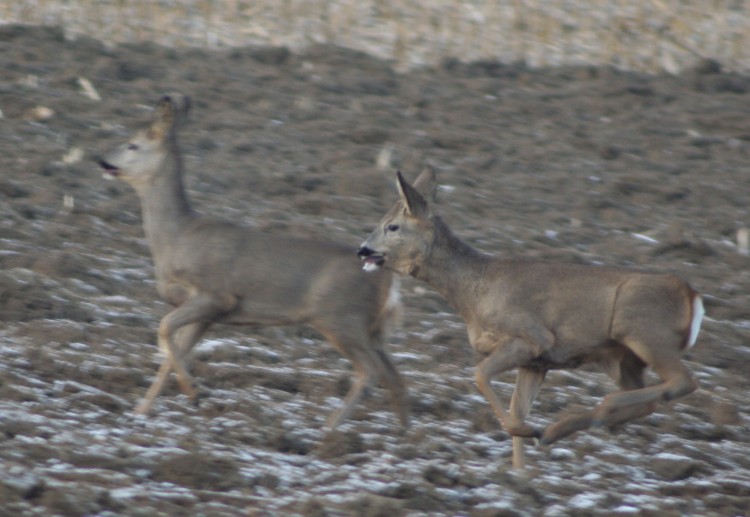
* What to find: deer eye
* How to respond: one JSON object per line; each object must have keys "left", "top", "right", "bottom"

{"left": 386, "top": 224, "right": 400, "bottom": 232}
{"left": 127, "top": 143, "right": 140, "bottom": 151}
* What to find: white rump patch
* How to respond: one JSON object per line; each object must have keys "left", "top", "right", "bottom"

{"left": 687, "top": 294, "right": 704, "bottom": 348}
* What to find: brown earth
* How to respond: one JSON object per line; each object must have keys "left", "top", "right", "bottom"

{"left": 1, "top": 25, "right": 749, "bottom": 517}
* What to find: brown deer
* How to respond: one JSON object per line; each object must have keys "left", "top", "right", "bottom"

{"left": 97, "top": 94, "right": 409, "bottom": 434}
{"left": 358, "top": 168, "right": 703, "bottom": 468}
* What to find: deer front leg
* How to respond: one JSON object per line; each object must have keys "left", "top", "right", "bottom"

{"left": 135, "top": 356, "right": 176, "bottom": 415}
{"left": 474, "top": 338, "right": 542, "bottom": 439}
{"left": 135, "top": 320, "right": 208, "bottom": 415}
{"left": 509, "top": 367, "right": 546, "bottom": 469}
{"left": 324, "top": 369, "right": 370, "bottom": 431}
{"left": 136, "top": 320, "right": 207, "bottom": 415}
{"left": 317, "top": 325, "right": 378, "bottom": 432}
{"left": 136, "top": 294, "right": 232, "bottom": 415}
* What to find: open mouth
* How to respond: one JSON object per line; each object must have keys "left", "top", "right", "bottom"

{"left": 98, "top": 158, "right": 120, "bottom": 178}
{"left": 357, "top": 246, "right": 386, "bottom": 272}
{"left": 361, "top": 255, "right": 385, "bottom": 272}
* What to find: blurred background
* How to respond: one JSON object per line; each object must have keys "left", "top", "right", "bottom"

{"left": 3, "top": 0, "right": 749, "bottom": 73}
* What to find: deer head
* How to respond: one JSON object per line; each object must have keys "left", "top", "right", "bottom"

{"left": 358, "top": 168, "right": 437, "bottom": 276}
{"left": 98, "top": 94, "right": 190, "bottom": 189}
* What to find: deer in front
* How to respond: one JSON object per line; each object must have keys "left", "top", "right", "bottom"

{"left": 96, "top": 94, "right": 409, "bottom": 434}
{"left": 358, "top": 168, "right": 703, "bottom": 468}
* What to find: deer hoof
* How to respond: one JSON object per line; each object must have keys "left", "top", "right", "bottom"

{"left": 539, "top": 424, "right": 567, "bottom": 446}
{"left": 191, "top": 388, "right": 211, "bottom": 407}
{"left": 133, "top": 401, "right": 152, "bottom": 416}
{"left": 538, "top": 434, "right": 554, "bottom": 446}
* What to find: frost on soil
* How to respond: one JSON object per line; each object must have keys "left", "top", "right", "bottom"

{"left": 1, "top": 25, "right": 750, "bottom": 517}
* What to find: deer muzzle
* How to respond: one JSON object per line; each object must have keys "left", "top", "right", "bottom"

{"left": 357, "top": 246, "right": 385, "bottom": 272}
{"left": 97, "top": 158, "right": 121, "bottom": 178}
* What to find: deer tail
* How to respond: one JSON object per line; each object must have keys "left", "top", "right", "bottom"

{"left": 686, "top": 290, "right": 704, "bottom": 349}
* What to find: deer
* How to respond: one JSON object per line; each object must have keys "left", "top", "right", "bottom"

{"left": 96, "top": 94, "right": 409, "bottom": 435}
{"left": 358, "top": 168, "right": 704, "bottom": 468}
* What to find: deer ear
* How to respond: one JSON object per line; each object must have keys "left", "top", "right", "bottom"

{"left": 396, "top": 170, "right": 429, "bottom": 217}
{"left": 149, "top": 94, "right": 191, "bottom": 140}
{"left": 166, "top": 93, "right": 191, "bottom": 125}
{"left": 413, "top": 165, "right": 437, "bottom": 203}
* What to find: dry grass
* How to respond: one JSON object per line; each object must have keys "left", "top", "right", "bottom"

{"left": 2, "top": 0, "right": 749, "bottom": 73}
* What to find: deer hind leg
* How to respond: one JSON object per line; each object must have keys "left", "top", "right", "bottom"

{"left": 364, "top": 311, "right": 410, "bottom": 429}
{"left": 596, "top": 350, "right": 656, "bottom": 429}
{"left": 475, "top": 338, "right": 542, "bottom": 439}
{"left": 373, "top": 347, "right": 410, "bottom": 429}
{"left": 317, "top": 325, "right": 378, "bottom": 431}
{"left": 590, "top": 337, "right": 697, "bottom": 425}
{"left": 135, "top": 294, "right": 228, "bottom": 415}
{"left": 318, "top": 315, "right": 410, "bottom": 431}
{"left": 324, "top": 361, "right": 373, "bottom": 431}
{"left": 541, "top": 340, "right": 696, "bottom": 445}
{"left": 509, "top": 367, "right": 546, "bottom": 469}
{"left": 541, "top": 350, "right": 647, "bottom": 445}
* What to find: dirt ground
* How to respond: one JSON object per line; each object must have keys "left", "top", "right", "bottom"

{"left": 1, "top": 25, "right": 749, "bottom": 517}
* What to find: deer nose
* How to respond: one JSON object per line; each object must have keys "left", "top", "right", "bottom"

{"left": 357, "top": 246, "right": 374, "bottom": 258}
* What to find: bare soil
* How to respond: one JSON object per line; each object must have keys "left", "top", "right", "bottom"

{"left": 1, "top": 25, "right": 749, "bottom": 517}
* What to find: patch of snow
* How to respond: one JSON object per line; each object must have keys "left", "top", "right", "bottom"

{"left": 653, "top": 452, "right": 692, "bottom": 462}
{"left": 631, "top": 232, "right": 659, "bottom": 244}
{"left": 549, "top": 448, "right": 576, "bottom": 460}
{"left": 568, "top": 491, "right": 607, "bottom": 509}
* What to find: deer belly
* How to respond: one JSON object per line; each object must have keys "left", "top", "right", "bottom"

{"left": 532, "top": 339, "right": 622, "bottom": 370}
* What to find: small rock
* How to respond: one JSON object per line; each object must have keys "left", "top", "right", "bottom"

{"left": 0, "top": 179, "right": 29, "bottom": 198}
{"left": 649, "top": 452, "right": 699, "bottom": 481}
{"left": 423, "top": 464, "right": 460, "bottom": 487}
{"left": 1, "top": 469, "right": 45, "bottom": 499}
{"left": 709, "top": 401, "right": 741, "bottom": 426}
{"left": 23, "top": 105, "right": 55, "bottom": 121}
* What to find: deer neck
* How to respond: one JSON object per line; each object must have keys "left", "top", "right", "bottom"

{"left": 135, "top": 143, "right": 195, "bottom": 262}
{"left": 416, "top": 217, "right": 491, "bottom": 317}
